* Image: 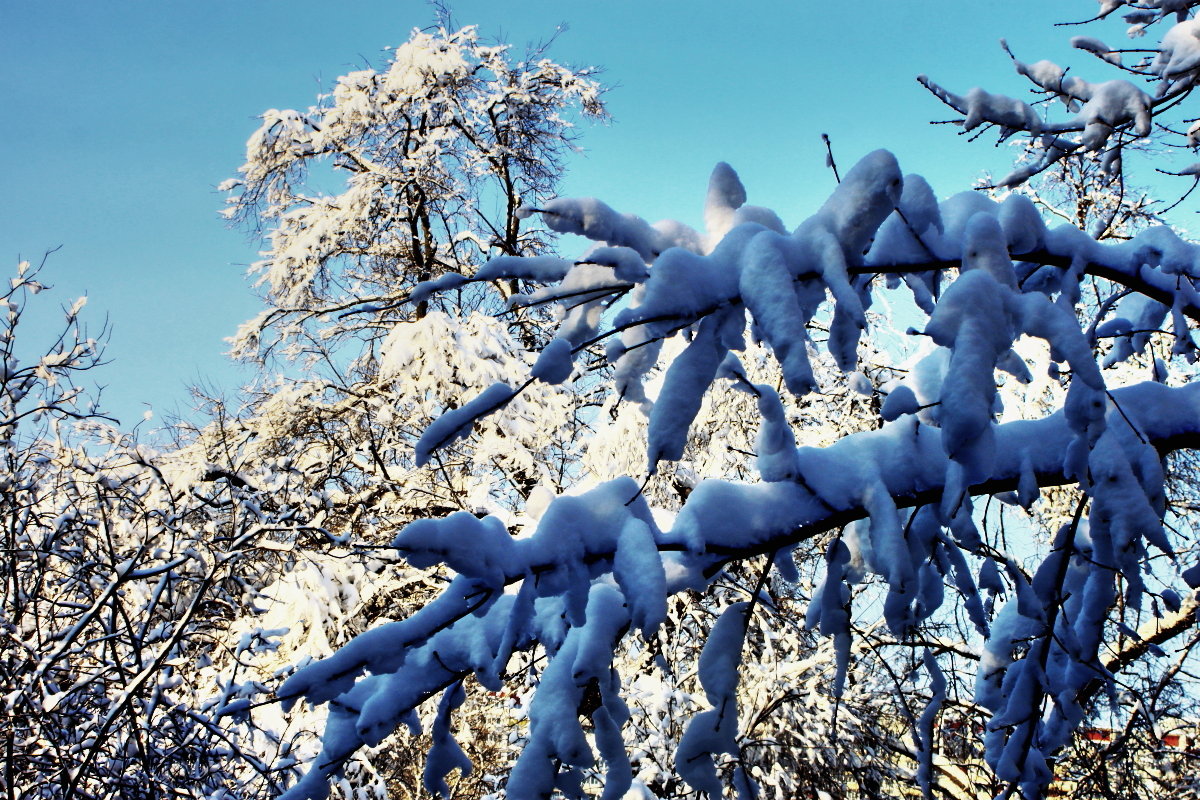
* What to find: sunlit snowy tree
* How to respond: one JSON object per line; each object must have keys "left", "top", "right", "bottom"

{"left": 222, "top": 23, "right": 604, "bottom": 355}
{"left": 217, "top": 23, "right": 607, "bottom": 537}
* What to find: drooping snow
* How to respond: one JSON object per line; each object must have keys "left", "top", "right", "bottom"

{"left": 475, "top": 254, "right": 574, "bottom": 282}
{"left": 613, "top": 517, "right": 668, "bottom": 635}
{"left": 271, "top": 140, "right": 1200, "bottom": 800}
{"left": 531, "top": 337, "right": 576, "bottom": 384}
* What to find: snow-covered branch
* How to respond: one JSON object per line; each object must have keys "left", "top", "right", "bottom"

{"left": 278, "top": 374, "right": 1200, "bottom": 796}
{"left": 921, "top": 3, "right": 1200, "bottom": 186}
{"left": 261, "top": 136, "right": 1200, "bottom": 798}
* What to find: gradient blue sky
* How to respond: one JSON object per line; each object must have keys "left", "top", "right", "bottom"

{"left": 3, "top": 2, "right": 1113, "bottom": 428}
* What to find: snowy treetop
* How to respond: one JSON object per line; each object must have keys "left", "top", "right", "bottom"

{"left": 220, "top": 25, "right": 605, "bottom": 366}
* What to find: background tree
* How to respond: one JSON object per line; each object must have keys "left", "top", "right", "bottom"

{"left": 216, "top": 23, "right": 606, "bottom": 536}
{"left": 221, "top": 23, "right": 604, "bottom": 354}
{"left": 0, "top": 257, "right": 309, "bottom": 800}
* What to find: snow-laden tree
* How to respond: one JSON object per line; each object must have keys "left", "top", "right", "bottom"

{"left": 214, "top": 24, "right": 607, "bottom": 538}
{"left": 0, "top": 258, "right": 312, "bottom": 800}
{"left": 271, "top": 138, "right": 1200, "bottom": 800}
{"left": 920, "top": 0, "right": 1200, "bottom": 189}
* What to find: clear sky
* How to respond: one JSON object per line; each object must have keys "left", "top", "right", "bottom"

{"left": 2, "top": 1, "right": 1122, "bottom": 429}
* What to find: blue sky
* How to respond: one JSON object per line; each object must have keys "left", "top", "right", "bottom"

{"left": 2, "top": 1, "right": 1112, "bottom": 427}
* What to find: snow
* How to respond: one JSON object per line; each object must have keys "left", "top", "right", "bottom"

{"left": 540, "top": 197, "right": 666, "bottom": 261}
{"left": 880, "top": 383, "right": 920, "bottom": 421}
{"left": 997, "top": 193, "right": 1046, "bottom": 255}
{"left": 1012, "top": 57, "right": 1069, "bottom": 96}
{"left": 739, "top": 232, "right": 818, "bottom": 395}
{"left": 475, "top": 254, "right": 574, "bottom": 282}
{"left": 703, "top": 162, "right": 786, "bottom": 245}
{"left": 964, "top": 87, "right": 1043, "bottom": 134}
{"left": 391, "top": 512, "right": 517, "bottom": 586}
{"left": 646, "top": 316, "right": 729, "bottom": 471}
{"left": 514, "top": 261, "right": 630, "bottom": 346}
{"left": 932, "top": 192, "right": 999, "bottom": 260}
{"left": 581, "top": 246, "right": 651, "bottom": 283}
{"left": 383, "top": 28, "right": 470, "bottom": 95}
{"left": 570, "top": 584, "right": 630, "bottom": 683}
{"left": 676, "top": 602, "right": 748, "bottom": 796}
{"left": 698, "top": 602, "right": 749, "bottom": 704}
{"left": 409, "top": 272, "right": 468, "bottom": 304}
{"left": 593, "top": 707, "right": 633, "bottom": 800}
{"left": 531, "top": 337, "right": 576, "bottom": 384}
{"left": 869, "top": 173, "right": 941, "bottom": 266}
{"left": 1152, "top": 17, "right": 1200, "bottom": 79}
{"left": 613, "top": 518, "right": 668, "bottom": 635}
{"left": 752, "top": 384, "right": 801, "bottom": 482}
{"left": 916, "top": 650, "right": 947, "bottom": 800}
{"left": 804, "top": 149, "right": 903, "bottom": 261}
{"left": 423, "top": 682, "right": 472, "bottom": 798}
{"left": 704, "top": 162, "right": 748, "bottom": 244}
{"left": 1075, "top": 80, "right": 1152, "bottom": 148}
{"left": 414, "top": 382, "right": 517, "bottom": 467}
{"left": 624, "top": 246, "right": 740, "bottom": 330}
{"left": 263, "top": 128, "right": 1200, "bottom": 800}
{"left": 919, "top": 17, "right": 1199, "bottom": 188}
{"left": 608, "top": 299, "right": 664, "bottom": 408}
{"left": 925, "top": 266, "right": 1013, "bottom": 478}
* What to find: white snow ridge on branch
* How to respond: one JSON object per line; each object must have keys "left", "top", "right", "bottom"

{"left": 275, "top": 149, "right": 1200, "bottom": 800}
